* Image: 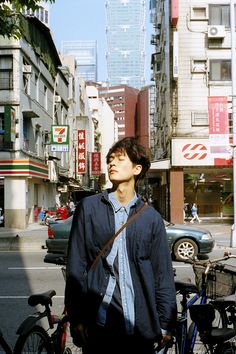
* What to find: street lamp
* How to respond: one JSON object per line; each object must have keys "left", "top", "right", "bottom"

{"left": 230, "top": 0, "right": 236, "bottom": 246}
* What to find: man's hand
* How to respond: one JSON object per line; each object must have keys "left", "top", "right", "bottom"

{"left": 154, "top": 334, "right": 172, "bottom": 352}
{"left": 71, "top": 323, "right": 88, "bottom": 347}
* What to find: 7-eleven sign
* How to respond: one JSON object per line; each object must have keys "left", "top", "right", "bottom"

{"left": 51, "top": 125, "right": 69, "bottom": 144}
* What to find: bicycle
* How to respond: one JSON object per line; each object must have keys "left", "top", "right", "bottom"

{"left": 0, "top": 328, "right": 12, "bottom": 354}
{"left": 165, "top": 253, "right": 236, "bottom": 354}
{"left": 13, "top": 262, "right": 80, "bottom": 354}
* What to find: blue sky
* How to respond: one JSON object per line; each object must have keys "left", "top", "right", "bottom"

{"left": 50, "top": 0, "right": 153, "bottom": 83}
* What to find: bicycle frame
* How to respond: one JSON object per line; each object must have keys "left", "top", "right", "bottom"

{"left": 176, "top": 286, "right": 207, "bottom": 354}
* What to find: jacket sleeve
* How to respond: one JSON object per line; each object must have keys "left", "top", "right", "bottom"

{"left": 151, "top": 215, "right": 177, "bottom": 331}
{"left": 64, "top": 200, "right": 88, "bottom": 326}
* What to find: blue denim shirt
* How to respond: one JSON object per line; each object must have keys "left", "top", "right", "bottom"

{"left": 97, "top": 192, "right": 138, "bottom": 334}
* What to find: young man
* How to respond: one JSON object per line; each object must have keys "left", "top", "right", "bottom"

{"left": 65, "top": 137, "right": 176, "bottom": 354}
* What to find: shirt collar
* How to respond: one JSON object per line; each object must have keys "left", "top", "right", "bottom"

{"left": 108, "top": 192, "right": 138, "bottom": 214}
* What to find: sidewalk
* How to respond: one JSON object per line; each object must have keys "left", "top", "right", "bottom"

{"left": 0, "top": 223, "right": 48, "bottom": 251}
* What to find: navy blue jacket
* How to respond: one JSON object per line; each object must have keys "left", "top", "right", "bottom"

{"left": 65, "top": 190, "right": 176, "bottom": 342}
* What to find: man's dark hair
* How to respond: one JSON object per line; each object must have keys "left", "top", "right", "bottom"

{"left": 106, "top": 137, "right": 151, "bottom": 184}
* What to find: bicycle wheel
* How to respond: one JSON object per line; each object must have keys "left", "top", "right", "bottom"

{"left": 14, "top": 325, "right": 52, "bottom": 354}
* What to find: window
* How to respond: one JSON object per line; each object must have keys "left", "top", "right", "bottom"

{"left": 35, "top": 74, "right": 39, "bottom": 101}
{"left": 44, "top": 85, "right": 48, "bottom": 110}
{"left": 45, "top": 10, "right": 48, "bottom": 24}
{"left": 209, "top": 5, "right": 236, "bottom": 27}
{"left": 191, "top": 112, "right": 208, "bottom": 126}
{"left": 0, "top": 56, "right": 13, "bottom": 90}
{"left": 209, "top": 60, "right": 231, "bottom": 81}
{"left": 191, "top": 59, "right": 207, "bottom": 73}
{"left": 191, "top": 7, "right": 208, "bottom": 20}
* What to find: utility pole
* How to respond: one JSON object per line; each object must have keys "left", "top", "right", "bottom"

{"left": 230, "top": 0, "right": 236, "bottom": 246}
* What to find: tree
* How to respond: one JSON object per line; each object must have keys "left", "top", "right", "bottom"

{"left": 0, "top": 0, "right": 55, "bottom": 38}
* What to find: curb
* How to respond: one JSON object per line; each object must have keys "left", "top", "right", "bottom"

{"left": 0, "top": 236, "right": 46, "bottom": 251}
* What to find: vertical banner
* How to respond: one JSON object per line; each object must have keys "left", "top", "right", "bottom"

{"left": 208, "top": 96, "right": 229, "bottom": 140}
{"left": 4, "top": 106, "right": 16, "bottom": 143}
{"left": 208, "top": 96, "right": 232, "bottom": 165}
{"left": 173, "top": 31, "right": 179, "bottom": 79}
{"left": 91, "top": 152, "right": 101, "bottom": 176}
{"left": 78, "top": 129, "right": 86, "bottom": 174}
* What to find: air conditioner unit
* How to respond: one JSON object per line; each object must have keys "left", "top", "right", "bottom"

{"left": 207, "top": 25, "right": 226, "bottom": 38}
{"left": 55, "top": 95, "right": 61, "bottom": 103}
{"left": 23, "top": 65, "right": 32, "bottom": 74}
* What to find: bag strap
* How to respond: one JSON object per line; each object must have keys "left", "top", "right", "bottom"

{"left": 90, "top": 202, "right": 148, "bottom": 269}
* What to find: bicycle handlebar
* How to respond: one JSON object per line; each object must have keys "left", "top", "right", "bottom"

{"left": 184, "top": 252, "right": 236, "bottom": 270}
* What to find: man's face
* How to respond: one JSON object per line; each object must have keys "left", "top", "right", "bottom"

{"left": 107, "top": 150, "right": 142, "bottom": 184}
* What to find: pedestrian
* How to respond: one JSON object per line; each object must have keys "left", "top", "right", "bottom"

{"left": 68, "top": 198, "right": 75, "bottom": 216}
{"left": 65, "top": 137, "right": 176, "bottom": 354}
{"left": 190, "top": 202, "right": 201, "bottom": 223}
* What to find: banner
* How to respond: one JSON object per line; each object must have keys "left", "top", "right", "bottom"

{"left": 208, "top": 96, "right": 229, "bottom": 144}
{"left": 78, "top": 130, "right": 86, "bottom": 174}
{"left": 91, "top": 152, "right": 101, "bottom": 176}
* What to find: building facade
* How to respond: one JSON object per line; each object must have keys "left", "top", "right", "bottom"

{"left": 98, "top": 84, "right": 139, "bottom": 139}
{"left": 105, "top": 0, "right": 146, "bottom": 89}
{"left": 0, "top": 15, "right": 74, "bottom": 228}
{"left": 150, "top": 0, "right": 234, "bottom": 222}
{"left": 61, "top": 40, "right": 98, "bottom": 82}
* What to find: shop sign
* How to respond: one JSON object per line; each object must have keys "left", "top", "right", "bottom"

{"left": 91, "top": 152, "right": 101, "bottom": 176}
{"left": 172, "top": 138, "right": 232, "bottom": 166}
{"left": 78, "top": 129, "right": 86, "bottom": 174}
{"left": 51, "top": 125, "right": 69, "bottom": 152}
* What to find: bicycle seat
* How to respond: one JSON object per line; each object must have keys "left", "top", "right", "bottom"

{"left": 28, "top": 290, "right": 56, "bottom": 307}
{"left": 175, "top": 280, "right": 199, "bottom": 294}
{"left": 212, "top": 294, "right": 236, "bottom": 307}
{"left": 189, "top": 304, "right": 236, "bottom": 344}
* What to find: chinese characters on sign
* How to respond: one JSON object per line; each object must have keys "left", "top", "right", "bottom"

{"left": 51, "top": 125, "right": 69, "bottom": 152}
{"left": 78, "top": 130, "right": 86, "bottom": 174}
{"left": 91, "top": 152, "right": 101, "bottom": 176}
{"left": 208, "top": 96, "right": 229, "bottom": 144}
{"left": 208, "top": 96, "right": 232, "bottom": 165}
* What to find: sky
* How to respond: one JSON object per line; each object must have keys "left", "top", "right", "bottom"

{"left": 50, "top": 0, "right": 153, "bottom": 84}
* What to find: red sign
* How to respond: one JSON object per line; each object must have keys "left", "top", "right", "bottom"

{"left": 182, "top": 143, "right": 207, "bottom": 160}
{"left": 91, "top": 152, "right": 101, "bottom": 176}
{"left": 78, "top": 130, "right": 86, "bottom": 174}
{"left": 208, "top": 96, "right": 228, "bottom": 135}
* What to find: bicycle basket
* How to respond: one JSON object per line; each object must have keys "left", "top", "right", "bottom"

{"left": 193, "top": 263, "right": 236, "bottom": 299}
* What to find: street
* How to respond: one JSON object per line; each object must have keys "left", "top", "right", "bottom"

{"left": 0, "top": 225, "right": 236, "bottom": 349}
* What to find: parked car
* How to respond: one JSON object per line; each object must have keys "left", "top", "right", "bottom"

{"left": 44, "top": 216, "right": 214, "bottom": 263}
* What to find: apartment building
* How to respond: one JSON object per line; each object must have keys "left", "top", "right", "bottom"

{"left": 98, "top": 84, "right": 139, "bottom": 139}
{"left": 0, "top": 15, "right": 73, "bottom": 228}
{"left": 151, "top": 0, "right": 233, "bottom": 222}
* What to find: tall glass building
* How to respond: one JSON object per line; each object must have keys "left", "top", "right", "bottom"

{"left": 105, "top": 0, "right": 146, "bottom": 89}
{"left": 61, "top": 40, "right": 97, "bottom": 82}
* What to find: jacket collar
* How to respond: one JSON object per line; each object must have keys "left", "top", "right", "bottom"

{"left": 101, "top": 189, "right": 144, "bottom": 209}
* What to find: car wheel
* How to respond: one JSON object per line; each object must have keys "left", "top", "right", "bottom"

{"left": 173, "top": 238, "right": 198, "bottom": 261}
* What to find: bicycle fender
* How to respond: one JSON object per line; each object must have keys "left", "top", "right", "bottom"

{"left": 16, "top": 312, "right": 46, "bottom": 336}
